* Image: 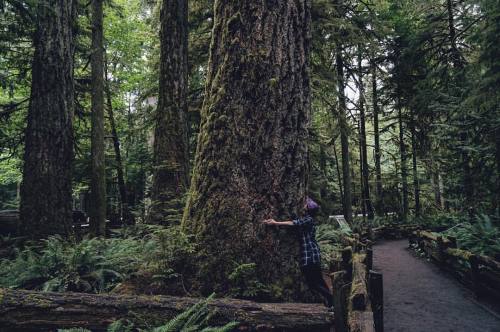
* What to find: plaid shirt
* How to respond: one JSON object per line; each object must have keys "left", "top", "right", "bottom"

{"left": 293, "top": 215, "right": 321, "bottom": 266}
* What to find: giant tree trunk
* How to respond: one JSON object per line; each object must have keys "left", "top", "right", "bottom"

{"left": 357, "top": 48, "right": 374, "bottom": 220}
{"left": 19, "top": 0, "right": 76, "bottom": 239}
{"left": 90, "top": 0, "right": 106, "bottom": 236}
{"left": 149, "top": 0, "right": 190, "bottom": 225}
{"left": 371, "top": 62, "right": 383, "bottom": 216}
{"left": 182, "top": 0, "right": 311, "bottom": 300}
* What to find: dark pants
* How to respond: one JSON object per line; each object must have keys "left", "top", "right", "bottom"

{"left": 301, "top": 263, "right": 334, "bottom": 307}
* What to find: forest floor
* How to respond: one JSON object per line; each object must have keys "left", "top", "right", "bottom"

{"left": 373, "top": 239, "right": 500, "bottom": 332}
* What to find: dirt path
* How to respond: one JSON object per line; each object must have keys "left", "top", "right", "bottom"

{"left": 373, "top": 239, "right": 500, "bottom": 332}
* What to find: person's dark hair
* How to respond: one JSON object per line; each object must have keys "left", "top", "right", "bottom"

{"left": 305, "top": 197, "right": 320, "bottom": 217}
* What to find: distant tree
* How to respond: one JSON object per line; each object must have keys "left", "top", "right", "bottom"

{"left": 90, "top": 0, "right": 107, "bottom": 236}
{"left": 149, "top": 0, "right": 190, "bottom": 224}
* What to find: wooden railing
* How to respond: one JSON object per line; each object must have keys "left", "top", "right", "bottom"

{"left": 329, "top": 237, "right": 383, "bottom": 332}
{"left": 410, "top": 230, "right": 500, "bottom": 300}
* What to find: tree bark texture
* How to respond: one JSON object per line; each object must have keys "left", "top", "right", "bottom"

{"left": 182, "top": 0, "right": 311, "bottom": 300}
{"left": 150, "top": 0, "right": 190, "bottom": 225}
{"left": 19, "top": 0, "right": 76, "bottom": 239}
{"left": 0, "top": 288, "right": 334, "bottom": 332}
{"left": 90, "top": 0, "right": 107, "bottom": 236}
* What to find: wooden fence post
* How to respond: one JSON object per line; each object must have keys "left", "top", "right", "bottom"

{"left": 469, "top": 255, "right": 481, "bottom": 298}
{"left": 342, "top": 247, "right": 353, "bottom": 281}
{"left": 369, "top": 271, "right": 383, "bottom": 332}
{"left": 366, "top": 248, "right": 373, "bottom": 271}
{"left": 332, "top": 271, "right": 349, "bottom": 332}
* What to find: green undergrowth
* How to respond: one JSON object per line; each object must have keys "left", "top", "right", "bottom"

{"left": 0, "top": 225, "right": 196, "bottom": 293}
{"left": 316, "top": 223, "right": 351, "bottom": 269}
{"left": 58, "top": 294, "right": 238, "bottom": 332}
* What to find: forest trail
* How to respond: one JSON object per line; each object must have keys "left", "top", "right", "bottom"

{"left": 373, "top": 239, "right": 500, "bottom": 332}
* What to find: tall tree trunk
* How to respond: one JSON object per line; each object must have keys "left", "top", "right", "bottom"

{"left": 496, "top": 127, "right": 500, "bottom": 213}
{"left": 150, "top": 0, "right": 190, "bottom": 225}
{"left": 357, "top": 48, "right": 374, "bottom": 220}
{"left": 447, "top": 0, "right": 473, "bottom": 213}
{"left": 371, "top": 62, "right": 383, "bottom": 216}
{"left": 332, "top": 136, "right": 344, "bottom": 204}
{"left": 182, "top": 0, "right": 311, "bottom": 300}
{"left": 398, "top": 101, "right": 409, "bottom": 222}
{"left": 90, "top": 0, "right": 106, "bottom": 236}
{"left": 333, "top": 0, "right": 352, "bottom": 223}
{"left": 429, "top": 152, "right": 443, "bottom": 209}
{"left": 19, "top": 0, "right": 76, "bottom": 239}
{"left": 358, "top": 130, "right": 366, "bottom": 220}
{"left": 410, "top": 110, "right": 420, "bottom": 217}
{"left": 104, "top": 58, "right": 134, "bottom": 225}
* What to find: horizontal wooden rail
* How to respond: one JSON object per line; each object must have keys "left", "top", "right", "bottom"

{"left": 411, "top": 230, "right": 500, "bottom": 301}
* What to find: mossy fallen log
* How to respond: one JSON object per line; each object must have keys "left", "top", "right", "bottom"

{"left": 0, "top": 288, "right": 334, "bottom": 331}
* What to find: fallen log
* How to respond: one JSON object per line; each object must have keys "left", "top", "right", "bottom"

{"left": 0, "top": 288, "right": 334, "bottom": 331}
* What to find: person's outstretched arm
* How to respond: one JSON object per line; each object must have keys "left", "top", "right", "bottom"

{"left": 261, "top": 218, "right": 294, "bottom": 226}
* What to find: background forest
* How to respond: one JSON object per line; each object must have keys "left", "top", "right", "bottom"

{"left": 0, "top": 0, "right": 499, "bottom": 306}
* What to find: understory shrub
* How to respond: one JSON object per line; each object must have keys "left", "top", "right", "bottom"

{"left": 0, "top": 225, "right": 196, "bottom": 293}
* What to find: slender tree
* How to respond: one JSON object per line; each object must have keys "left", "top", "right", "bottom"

{"left": 410, "top": 109, "right": 421, "bottom": 217}
{"left": 397, "top": 97, "right": 409, "bottom": 221}
{"left": 371, "top": 61, "right": 383, "bottom": 215}
{"left": 19, "top": 0, "right": 76, "bottom": 238}
{"left": 333, "top": 0, "right": 352, "bottom": 223}
{"left": 90, "top": 0, "right": 106, "bottom": 236}
{"left": 357, "top": 47, "right": 374, "bottom": 219}
{"left": 149, "top": 0, "right": 190, "bottom": 224}
{"left": 183, "top": 0, "right": 311, "bottom": 299}
{"left": 104, "top": 58, "right": 133, "bottom": 225}
{"left": 446, "top": 0, "right": 473, "bottom": 213}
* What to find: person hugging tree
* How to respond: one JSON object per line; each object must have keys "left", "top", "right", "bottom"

{"left": 262, "top": 197, "right": 334, "bottom": 310}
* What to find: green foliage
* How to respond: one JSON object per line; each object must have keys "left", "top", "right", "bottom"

{"left": 443, "top": 214, "right": 500, "bottom": 257}
{"left": 0, "top": 225, "right": 196, "bottom": 293}
{"left": 228, "top": 263, "right": 269, "bottom": 299}
{"left": 316, "top": 223, "right": 350, "bottom": 268}
{"left": 0, "top": 235, "right": 145, "bottom": 292}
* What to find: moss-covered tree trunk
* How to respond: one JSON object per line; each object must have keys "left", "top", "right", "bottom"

{"left": 150, "top": 0, "right": 190, "bottom": 224}
{"left": 19, "top": 0, "right": 76, "bottom": 239}
{"left": 90, "top": 0, "right": 106, "bottom": 236}
{"left": 182, "top": 0, "right": 311, "bottom": 300}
